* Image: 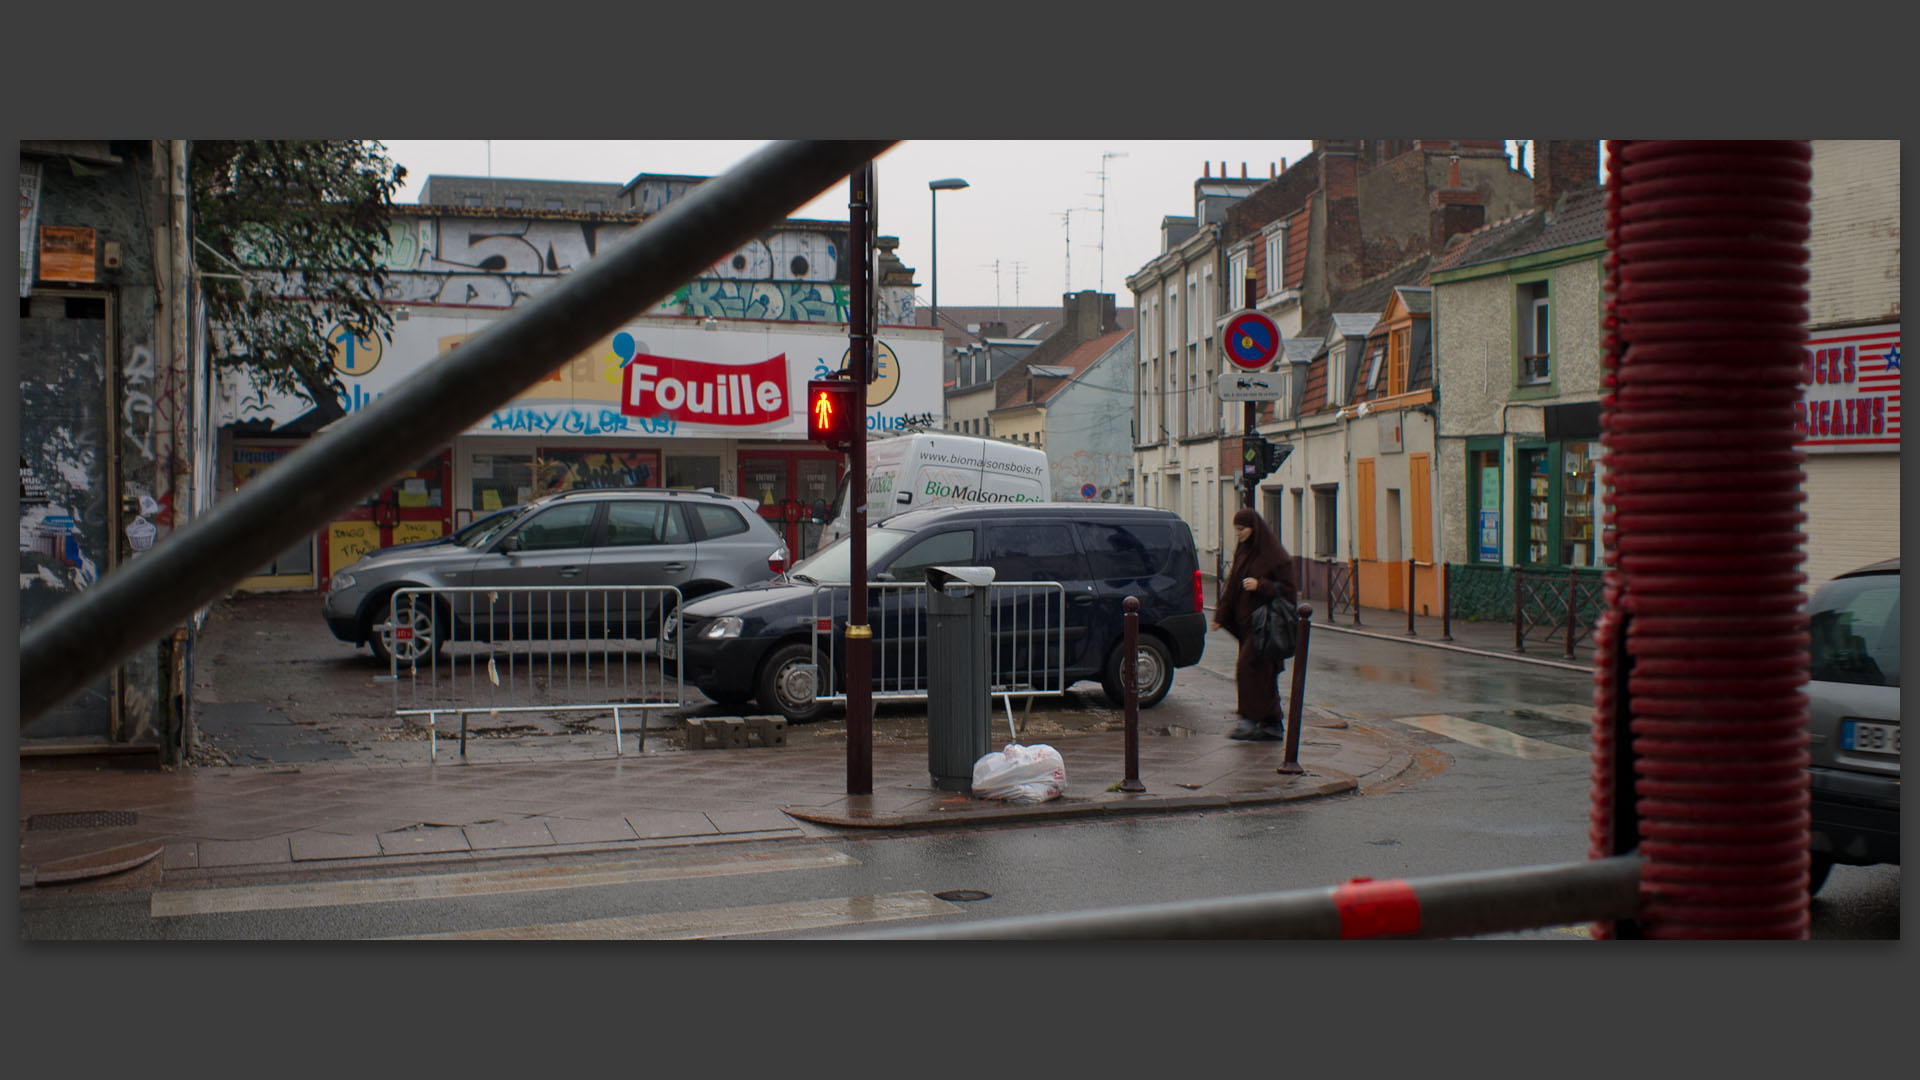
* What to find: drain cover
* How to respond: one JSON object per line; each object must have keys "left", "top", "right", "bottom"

{"left": 27, "top": 810, "right": 138, "bottom": 831}
{"left": 934, "top": 889, "right": 992, "bottom": 902}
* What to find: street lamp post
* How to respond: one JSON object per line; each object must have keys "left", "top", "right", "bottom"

{"left": 928, "top": 177, "right": 969, "bottom": 340}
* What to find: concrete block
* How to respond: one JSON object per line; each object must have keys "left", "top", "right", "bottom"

{"left": 745, "top": 715, "right": 787, "bottom": 748}
{"left": 683, "top": 718, "right": 715, "bottom": 750}
{"left": 709, "top": 718, "right": 749, "bottom": 750}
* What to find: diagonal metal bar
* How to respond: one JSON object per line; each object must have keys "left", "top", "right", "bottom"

{"left": 842, "top": 856, "right": 1645, "bottom": 940}
{"left": 21, "top": 139, "right": 897, "bottom": 725}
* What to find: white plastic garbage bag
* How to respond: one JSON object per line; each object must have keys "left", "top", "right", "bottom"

{"left": 971, "top": 743, "right": 1067, "bottom": 804}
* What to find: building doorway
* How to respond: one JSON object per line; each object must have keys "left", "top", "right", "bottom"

{"left": 736, "top": 448, "right": 842, "bottom": 559}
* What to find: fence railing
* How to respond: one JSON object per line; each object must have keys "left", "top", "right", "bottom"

{"left": 388, "top": 585, "right": 684, "bottom": 760}
{"left": 1512, "top": 567, "right": 1605, "bottom": 661}
{"left": 807, "top": 580, "right": 1069, "bottom": 722}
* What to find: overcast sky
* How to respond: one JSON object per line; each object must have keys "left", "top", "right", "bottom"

{"left": 379, "top": 140, "right": 1536, "bottom": 314}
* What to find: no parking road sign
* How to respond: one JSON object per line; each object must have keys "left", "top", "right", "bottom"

{"left": 1223, "top": 310, "right": 1280, "bottom": 371}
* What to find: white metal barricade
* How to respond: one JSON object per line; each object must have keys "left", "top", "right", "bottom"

{"left": 388, "top": 585, "right": 683, "bottom": 760}
{"left": 806, "top": 580, "right": 1069, "bottom": 731}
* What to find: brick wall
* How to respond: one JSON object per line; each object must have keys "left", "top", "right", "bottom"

{"left": 1534, "top": 139, "right": 1600, "bottom": 211}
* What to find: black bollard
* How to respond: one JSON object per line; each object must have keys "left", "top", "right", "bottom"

{"left": 1120, "top": 596, "right": 1145, "bottom": 792}
{"left": 1278, "top": 602, "right": 1312, "bottom": 775}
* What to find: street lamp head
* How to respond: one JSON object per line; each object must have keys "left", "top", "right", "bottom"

{"left": 929, "top": 178, "right": 970, "bottom": 191}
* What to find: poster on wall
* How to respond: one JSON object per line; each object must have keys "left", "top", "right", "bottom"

{"left": 1797, "top": 324, "right": 1900, "bottom": 453}
{"left": 19, "top": 159, "right": 42, "bottom": 297}
{"left": 38, "top": 225, "right": 96, "bottom": 284}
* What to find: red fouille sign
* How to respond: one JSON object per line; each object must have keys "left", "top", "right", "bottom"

{"left": 1795, "top": 325, "right": 1900, "bottom": 453}
{"left": 620, "top": 352, "right": 790, "bottom": 426}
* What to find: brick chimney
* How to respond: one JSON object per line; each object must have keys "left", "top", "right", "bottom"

{"left": 1429, "top": 145, "right": 1486, "bottom": 251}
{"left": 1319, "top": 140, "right": 1364, "bottom": 293}
{"left": 1534, "top": 139, "right": 1600, "bottom": 213}
{"left": 1063, "top": 290, "right": 1116, "bottom": 342}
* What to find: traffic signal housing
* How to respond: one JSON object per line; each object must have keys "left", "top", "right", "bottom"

{"left": 806, "top": 378, "right": 859, "bottom": 451}
{"left": 1242, "top": 433, "right": 1290, "bottom": 484}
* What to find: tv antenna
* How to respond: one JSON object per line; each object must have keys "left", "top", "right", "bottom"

{"left": 1009, "top": 261, "right": 1027, "bottom": 306}
{"left": 1059, "top": 208, "right": 1095, "bottom": 293}
{"left": 1091, "top": 150, "right": 1129, "bottom": 293}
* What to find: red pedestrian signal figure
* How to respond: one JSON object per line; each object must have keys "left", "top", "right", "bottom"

{"left": 807, "top": 378, "right": 858, "bottom": 450}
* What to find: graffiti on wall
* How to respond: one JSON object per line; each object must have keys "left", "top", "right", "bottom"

{"left": 364, "top": 214, "right": 885, "bottom": 324}
{"left": 122, "top": 344, "right": 157, "bottom": 460}
{"left": 1048, "top": 449, "right": 1135, "bottom": 502}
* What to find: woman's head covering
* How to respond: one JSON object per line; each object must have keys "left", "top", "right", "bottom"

{"left": 1232, "top": 508, "right": 1262, "bottom": 530}
{"left": 1229, "top": 508, "right": 1284, "bottom": 570}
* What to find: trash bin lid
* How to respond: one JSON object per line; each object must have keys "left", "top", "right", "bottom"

{"left": 927, "top": 565, "right": 996, "bottom": 589}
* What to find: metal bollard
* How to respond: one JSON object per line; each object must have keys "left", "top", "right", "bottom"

{"left": 1350, "top": 559, "right": 1362, "bottom": 627}
{"left": 1278, "top": 602, "right": 1312, "bottom": 775}
{"left": 1564, "top": 567, "right": 1578, "bottom": 662}
{"left": 1406, "top": 558, "right": 1417, "bottom": 636}
{"left": 1119, "top": 596, "right": 1144, "bottom": 793}
{"left": 1513, "top": 567, "right": 1526, "bottom": 654}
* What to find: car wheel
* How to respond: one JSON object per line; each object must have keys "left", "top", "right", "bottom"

{"left": 1102, "top": 634, "right": 1174, "bottom": 709}
{"left": 1808, "top": 853, "right": 1836, "bottom": 897}
{"left": 367, "top": 593, "right": 446, "bottom": 668}
{"left": 757, "top": 642, "right": 830, "bottom": 723}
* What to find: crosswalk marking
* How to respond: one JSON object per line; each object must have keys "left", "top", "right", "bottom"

{"left": 1391, "top": 714, "right": 1586, "bottom": 760}
{"left": 388, "top": 890, "right": 961, "bottom": 940}
{"left": 1519, "top": 703, "right": 1596, "bottom": 726}
{"left": 150, "top": 846, "right": 857, "bottom": 918}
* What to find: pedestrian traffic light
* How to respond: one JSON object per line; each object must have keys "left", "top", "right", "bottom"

{"left": 806, "top": 378, "right": 858, "bottom": 450}
{"left": 1242, "top": 433, "right": 1290, "bottom": 482}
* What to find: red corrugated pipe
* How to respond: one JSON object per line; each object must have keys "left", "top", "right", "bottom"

{"left": 1589, "top": 140, "right": 1813, "bottom": 939}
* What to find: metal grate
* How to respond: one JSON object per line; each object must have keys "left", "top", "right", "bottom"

{"left": 26, "top": 810, "right": 137, "bottom": 831}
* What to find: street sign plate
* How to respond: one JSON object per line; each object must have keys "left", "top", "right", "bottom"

{"left": 1217, "top": 371, "right": 1282, "bottom": 401}
{"left": 1223, "top": 311, "right": 1281, "bottom": 370}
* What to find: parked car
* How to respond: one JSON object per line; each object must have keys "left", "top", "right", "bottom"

{"left": 666, "top": 502, "right": 1208, "bottom": 722}
{"left": 322, "top": 487, "right": 789, "bottom": 665}
{"left": 1805, "top": 557, "right": 1901, "bottom": 895}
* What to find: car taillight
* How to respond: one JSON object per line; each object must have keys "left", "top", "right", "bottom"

{"left": 769, "top": 546, "right": 790, "bottom": 574}
{"left": 1193, "top": 569, "right": 1204, "bottom": 612}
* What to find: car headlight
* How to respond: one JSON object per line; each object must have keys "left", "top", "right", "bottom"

{"left": 329, "top": 572, "right": 356, "bottom": 592}
{"left": 700, "top": 616, "right": 743, "bottom": 640}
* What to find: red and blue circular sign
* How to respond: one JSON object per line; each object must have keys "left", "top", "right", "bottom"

{"left": 1081, "top": 483, "right": 1098, "bottom": 500}
{"left": 1223, "top": 311, "right": 1280, "bottom": 371}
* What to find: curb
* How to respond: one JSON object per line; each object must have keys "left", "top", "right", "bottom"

{"left": 1315, "top": 621, "right": 1595, "bottom": 673}
{"left": 782, "top": 772, "right": 1356, "bottom": 829}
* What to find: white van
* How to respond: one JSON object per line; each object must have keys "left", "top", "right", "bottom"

{"left": 820, "top": 432, "right": 1051, "bottom": 543}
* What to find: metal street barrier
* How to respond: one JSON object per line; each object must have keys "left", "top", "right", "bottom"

{"left": 807, "top": 580, "right": 1069, "bottom": 728}
{"left": 388, "top": 585, "right": 683, "bottom": 761}
{"left": 843, "top": 855, "right": 1647, "bottom": 939}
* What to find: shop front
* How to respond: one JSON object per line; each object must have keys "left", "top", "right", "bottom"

{"left": 219, "top": 311, "right": 942, "bottom": 586}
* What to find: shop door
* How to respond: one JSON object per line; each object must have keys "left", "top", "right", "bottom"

{"left": 322, "top": 450, "right": 453, "bottom": 583}
{"left": 737, "top": 450, "right": 843, "bottom": 559}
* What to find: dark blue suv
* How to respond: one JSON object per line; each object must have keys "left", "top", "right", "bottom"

{"left": 667, "top": 503, "right": 1208, "bottom": 722}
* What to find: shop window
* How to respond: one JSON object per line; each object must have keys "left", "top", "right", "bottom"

{"left": 1560, "top": 442, "right": 1597, "bottom": 567}
{"left": 1522, "top": 448, "right": 1549, "bottom": 564}
{"left": 536, "top": 449, "right": 657, "bottom": 494}
{"left": 666, "top": 455, "right": 720, "bottom": 490}
{"left": 1469, "top": 449, "right": 1502, "bottom": 563}
{"left": 472, "top": 452, "right": 534, "bottom": 512}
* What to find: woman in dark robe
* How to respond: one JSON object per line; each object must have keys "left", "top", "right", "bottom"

{"left": 1212, "top": 507, "right": 1299, "bottom": 740}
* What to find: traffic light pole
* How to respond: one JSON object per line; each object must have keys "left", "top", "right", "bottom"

{"left": 846, "top": 160, "right": 875, "bottom": 795}
{"left": 1242, "top": 270, "right": 1258, "bottom": 510}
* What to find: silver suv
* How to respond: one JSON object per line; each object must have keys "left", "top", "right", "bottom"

{"left": 322, "top": 488, "right": 789, "bottom": 665}
{"left": 1806, "top": 557, "right": 1900, "bottom": 895}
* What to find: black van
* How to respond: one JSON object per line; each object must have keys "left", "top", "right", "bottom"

{"left": 667, "top": 503, "right": 1208, "bottom": 721}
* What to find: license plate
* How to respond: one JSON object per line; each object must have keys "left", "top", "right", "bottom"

{"left": 1842, "top": 720, "right": 1900, "bottom": 755}
{"left": 660, "top": 638, "right": 676, "bottom": 661}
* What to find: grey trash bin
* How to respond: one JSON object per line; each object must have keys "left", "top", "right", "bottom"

{"left": 925, "top": 565, "right": 996, "bottom": 791}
